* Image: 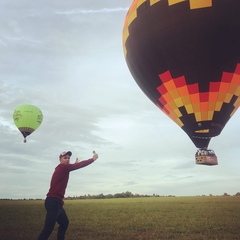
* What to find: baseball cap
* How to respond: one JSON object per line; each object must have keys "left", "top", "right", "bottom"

{"left": 59, "top": 151, "right": 72, "bottom": 158}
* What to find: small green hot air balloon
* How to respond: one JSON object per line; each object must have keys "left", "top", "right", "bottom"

{"left": 13, "top": 104, "right": 43, "bottom": 143}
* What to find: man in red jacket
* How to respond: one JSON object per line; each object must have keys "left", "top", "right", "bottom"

{"left": 38, "top": 150, "right": 98, "bottom": 240}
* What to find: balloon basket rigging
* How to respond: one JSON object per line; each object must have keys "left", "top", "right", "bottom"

{"left": 195, "top": 148, "right": 218, "bottom": 166}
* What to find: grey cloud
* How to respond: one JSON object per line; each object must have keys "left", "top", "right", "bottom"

{"left": 1, "top": 0, "right": 240, "bottom": 199}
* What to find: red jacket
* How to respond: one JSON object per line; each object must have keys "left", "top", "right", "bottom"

{"left": 46, "top": 159, "right": 94, "bottom": 201}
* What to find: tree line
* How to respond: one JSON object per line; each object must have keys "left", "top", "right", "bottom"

{"left": 65, "top": 191, "right": 240, "bottom": 200}
{"left": 65, "top": 191, "right": 163, "bottom": 200}
{"left": 1, "top": 191, "right": 240, "bottom": 200}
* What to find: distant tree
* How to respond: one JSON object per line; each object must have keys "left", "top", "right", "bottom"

{"left": 223, "top": 193, "right": 230, "bottom": 196}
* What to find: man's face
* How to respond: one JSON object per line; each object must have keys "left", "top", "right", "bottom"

{"left": 60, "top": 154, "right": 71, "bottom": 164}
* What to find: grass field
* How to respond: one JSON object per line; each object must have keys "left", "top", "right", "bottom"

{"left": 1, "top": 196, "right": 240, "bottom": 240}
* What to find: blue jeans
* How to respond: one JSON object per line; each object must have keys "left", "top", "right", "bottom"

{"left": 38, "top": 197, "right": 69, "bottom": 240}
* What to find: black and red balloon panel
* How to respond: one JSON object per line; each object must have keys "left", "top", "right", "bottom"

{"left": 157, "top": 64, "right": 240, "bottom": 129}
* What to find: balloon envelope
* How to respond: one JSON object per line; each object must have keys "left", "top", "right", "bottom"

{"left": 123, "top": 0, "right": 240, "bottom": 148}
{"left": 13, "top": 104, "right": 43, "bottom": 141}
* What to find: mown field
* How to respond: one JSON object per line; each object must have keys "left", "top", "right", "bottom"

{"left": 1, "top": 196, "right": 240, "bottom": 240}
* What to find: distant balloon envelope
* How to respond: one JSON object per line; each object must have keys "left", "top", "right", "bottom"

{"left": 13, "top": 104, "right": 43, "bottom": 142}
{"left": 123, "top": 0, "right": 240, "bottom": 149}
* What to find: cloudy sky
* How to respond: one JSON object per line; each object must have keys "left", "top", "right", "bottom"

{"left": 1, "top": 0, "right": 240, "bottom": 199}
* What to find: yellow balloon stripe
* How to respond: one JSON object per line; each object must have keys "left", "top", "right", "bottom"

{"left": 123, "top": 0, "right": 213, "bottom": 56}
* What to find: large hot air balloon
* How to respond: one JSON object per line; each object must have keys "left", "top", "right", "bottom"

{"left": 13, "top": 104, "right": 43, "bottom": 143}
{"left": 123, "top": 0, "right": 240, "bottom": 165}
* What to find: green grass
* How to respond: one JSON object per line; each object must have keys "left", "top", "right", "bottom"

{"left": 1, "top": 196, "right": 240, "bottom": 240}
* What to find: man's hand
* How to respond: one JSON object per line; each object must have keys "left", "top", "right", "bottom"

{"left": 92, "top": 151, "right": 99, "bottom": 161}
